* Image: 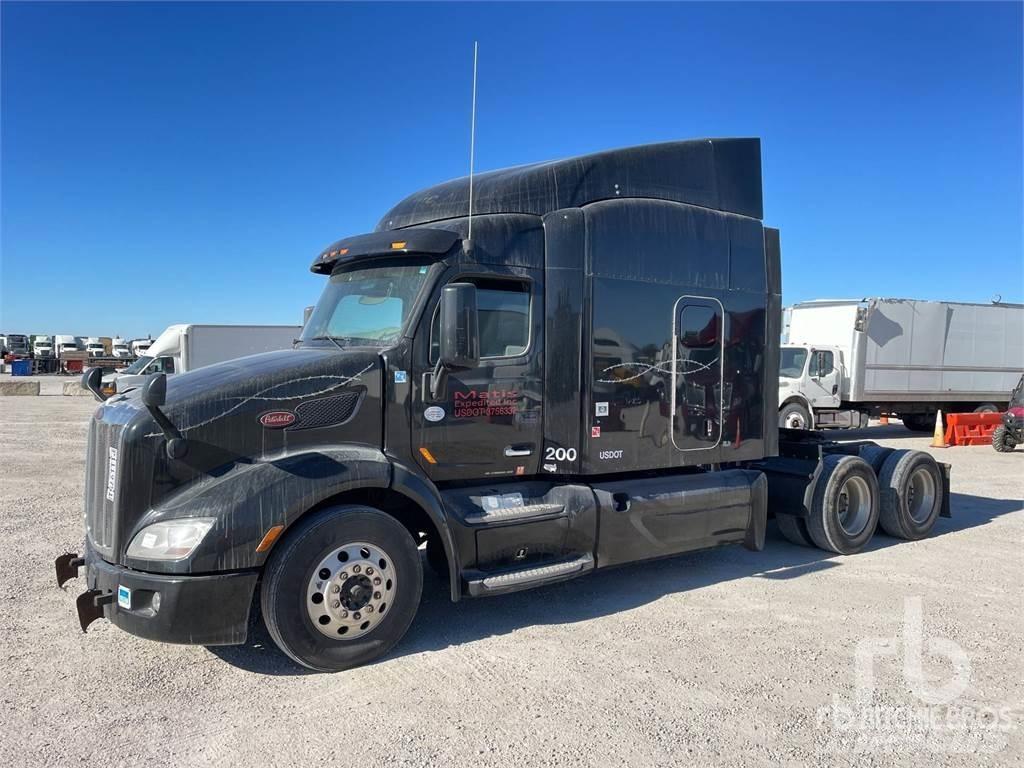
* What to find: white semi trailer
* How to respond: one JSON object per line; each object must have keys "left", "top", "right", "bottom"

{"left": 779, "top": 298, "right": 1024, "bottom": 431}
{"left": 104, "top": 323, "right": 301, "bottom": 394}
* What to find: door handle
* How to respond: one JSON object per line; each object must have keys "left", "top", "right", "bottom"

{"left": 504, "top": 445, "right": 533, "bottom": 457}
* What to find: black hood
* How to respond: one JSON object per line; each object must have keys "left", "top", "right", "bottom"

{"left": 95, "top": 348, "right": 384, "bottom": 558}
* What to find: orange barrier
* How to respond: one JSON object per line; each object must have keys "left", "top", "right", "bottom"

{"left": 943, "top": 412, "right": 1003, "bottom": 447}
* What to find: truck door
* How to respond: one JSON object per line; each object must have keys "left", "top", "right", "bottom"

{"left": 412, "top": 274, "right": 543, "bottom": 482}
{"left": 671, "top": 297, "right": 724, "bottom": 451}
{"left": 806, "top": 348, "right": 840, "bottom": 408}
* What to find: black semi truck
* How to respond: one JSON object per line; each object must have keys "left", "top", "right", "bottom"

{"left": 56, "top": 139, "right": 950, "bottom": 672}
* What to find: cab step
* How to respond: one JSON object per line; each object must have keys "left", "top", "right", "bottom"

{"left": 465, "top": 553, "right": 594, "bottom": 597}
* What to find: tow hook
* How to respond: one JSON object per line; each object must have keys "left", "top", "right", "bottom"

{"left": 76, "top": 590, "right": 115, "bottom": 632}
{"left": 55, "top": 553, "right": 85, "bottom": 588}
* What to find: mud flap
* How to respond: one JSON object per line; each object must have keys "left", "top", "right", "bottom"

{"left": 76, "top": 590, "right": 115, "bottom": 632}
{"left": 55, "top": 553, "right": 85, "bottom": 588}
{"left": 939, "top": 462, "right": 952, "bottom": 518}
{"left": 743, "top": 472, "right": 768, "bottom": 551}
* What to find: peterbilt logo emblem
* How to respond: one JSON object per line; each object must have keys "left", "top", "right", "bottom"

{"left": 259, "top": 411, "right": 297, "bottom": 428}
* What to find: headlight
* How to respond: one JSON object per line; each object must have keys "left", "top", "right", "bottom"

{"left": 126, "top": 518, "right": 216, "bottom": 561}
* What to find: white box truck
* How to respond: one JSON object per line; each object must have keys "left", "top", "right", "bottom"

{"left": 104, "top": 324, "right": 301, "bottom": 394}
{"left": 54, "top": 335, "right": 81, "bottom": 357}
{"left": 779, "top": 298, "right": 1024, "bottom": 431}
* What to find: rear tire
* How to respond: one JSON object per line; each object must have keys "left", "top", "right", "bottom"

{"left": 261, "top": 505, "right": 423, "bottom": 672}
{"left": 974, "top": 403, "right": 999, "bottom": 413}
{"left": 776, "top": 514, "right": 814, "bottom": 547}
{"left": 806, "top": 455, "right": 879, "bottom": 554}
{"left": 901, "top": 413, "right": 934, "bottom": 432}
{"left": 877, "top": 450, "right": 943, "bottom": 540}
{"left": 992, "top": 424, "right": 1018, "bottom": 453}
{"left": 859, "top": 444, "right": 894, "bottom": 475}
{"left": 780, "top": 402, "right": 812, "bottom": 430}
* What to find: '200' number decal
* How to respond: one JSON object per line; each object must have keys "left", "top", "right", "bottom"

{"left": 544, "top": 446, "right": 577, "bottom": 462}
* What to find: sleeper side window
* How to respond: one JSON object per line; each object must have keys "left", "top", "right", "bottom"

{"left": 430, "top": 279, "right": 531, "bottom": 362}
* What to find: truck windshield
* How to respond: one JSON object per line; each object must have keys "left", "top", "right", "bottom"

{"left": 122, "top": 355, "right": 152, "bottom": 374}
{"left": 302, "top": 263, "right": 430, "bottom": 347}
{"left": 780, "top": 347, "right": 808, "bottom": 378}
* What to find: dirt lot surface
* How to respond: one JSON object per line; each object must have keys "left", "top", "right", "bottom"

{"left": 1, "top": 394, "right": 1021, "bottom": 766}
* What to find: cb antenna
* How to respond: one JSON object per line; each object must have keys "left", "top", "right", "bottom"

{"left": 465, "top": 41, "right": 478, "bottom": 255}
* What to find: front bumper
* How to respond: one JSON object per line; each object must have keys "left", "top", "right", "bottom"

{"left": 62, "top": 544, "right": 258, "bottom": 646}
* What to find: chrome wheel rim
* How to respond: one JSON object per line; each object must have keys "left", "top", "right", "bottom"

{"left": 837, "top": 475, "right": 872, "bottom": 536}
{"left": 306, "top": 542, "right": 396, "bottom": 640}
{"left": 907, "top": 467, "right": 936, "bottom": 524}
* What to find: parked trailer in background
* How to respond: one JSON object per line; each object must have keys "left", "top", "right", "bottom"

{"left": 59, "top": 139, "right": 951, "bottom": 673}
{"left": 779, "top": 298, "right": 1024, "bottom": 431}
{"left": 104, "top": 323, "right": 301, "bottom": 393}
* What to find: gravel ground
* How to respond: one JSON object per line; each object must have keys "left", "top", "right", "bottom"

{"left": 1, "top": 394, "right": 1021, "bottom": 766}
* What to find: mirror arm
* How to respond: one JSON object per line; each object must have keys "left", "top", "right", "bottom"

{"left": 429, "top": 359, "right": 448, "bottom": 401}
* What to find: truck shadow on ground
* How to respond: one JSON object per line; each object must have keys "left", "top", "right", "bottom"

{"left": 208, "top": 491, "right": 1021, "bottom": 676}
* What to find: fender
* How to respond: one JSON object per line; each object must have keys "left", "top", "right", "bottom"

{"left": 390, "top": 459, "right": 461, "bottom": 602}
{"left": 125, "top": 446, "right": 391, "bottom": 574}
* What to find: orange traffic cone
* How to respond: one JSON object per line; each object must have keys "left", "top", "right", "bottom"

{"left": 930, "top": 410, "right": 947, "bottom": 448}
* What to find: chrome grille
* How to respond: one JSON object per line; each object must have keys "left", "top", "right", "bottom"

{"left": 84, "top": 417, "right": 123, "bottom": 559}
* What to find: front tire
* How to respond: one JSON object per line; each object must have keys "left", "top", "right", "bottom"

{"left": 261, "top": 505, "right": 423, "bottom": 672}
{"left": 992, "top": 424, "right": 1018, "bottom": 453}
{"left": 806, "top": 455, "right": 880, "bottom": 554}
{"left": 780, "top": 401, "right": 812, "bottom": 430}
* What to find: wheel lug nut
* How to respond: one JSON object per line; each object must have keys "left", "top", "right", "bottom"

{"left": 353, "top": 612, "right": 361, "bottom": 620}
{"left": 340, "top": 611, "right": 348, "bottom": 619}
{"left": 366, "top": 567, "right": 374, "bottom": 575}
{"left": 353, "top": 565, "right": 361, "bottom": 573}
{"left": 373, "top": 591, "right": 381, "bottom": 600}
{"left": 373, "top": 577, "right": 381, "bottom": 586}
{"left": 331, "top": 600, "right": 340, "bottom": 610}
{"left": 365, "top": 605, "right": 374, "bottom": 613}
{"left": 330, "top": 584, "right": 340, "bottom": 593}
{"left": 340, "top": 572, "right": 348, "bottom": 580}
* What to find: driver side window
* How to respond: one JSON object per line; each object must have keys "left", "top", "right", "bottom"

{"left": 429, "top": 278, "right": 531, "bottom": 362}
{"left": 808, "top": 350, "right": 834, "bottom": 377}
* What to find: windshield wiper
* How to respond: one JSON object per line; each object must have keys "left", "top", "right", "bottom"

{"left": 311, "top": 335, "right": 347, "bottom": 351}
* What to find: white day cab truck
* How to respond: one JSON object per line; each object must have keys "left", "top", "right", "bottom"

{"left": 33, "top": 335, "right": 54, "bottom": 358}
{"left": 84, "top": 337, "right": 106, "bottom": 359}
{"left": 111, "top": 338, "right": 132, "bottom": 359}
{"left": 103, "top": 324, "right": 302, "bottom": 394}
{"left": 54, "top": 335, "right": 81, "bottom": 358}
{"left": 779, "top": 298, "right": 1024, "bottom": 431}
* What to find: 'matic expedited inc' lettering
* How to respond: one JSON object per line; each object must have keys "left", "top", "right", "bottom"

{"left": 453, "top": 390, "right": 518, "bottom": 418}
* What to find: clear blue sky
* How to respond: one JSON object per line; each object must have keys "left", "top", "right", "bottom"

{"left": 2, "top": 1, "right": 1021, "bottom": 339}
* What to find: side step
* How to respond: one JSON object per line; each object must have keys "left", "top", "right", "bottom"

{"left": 465, "top": 553, "right": 594, "bottom": 597}
{"left": 463, "top": 502, "right": 565, "bottom": 525}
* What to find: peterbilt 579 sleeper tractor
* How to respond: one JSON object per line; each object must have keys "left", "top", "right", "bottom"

{"left": 56, "top": 139, "right": 950, "bottom": 672}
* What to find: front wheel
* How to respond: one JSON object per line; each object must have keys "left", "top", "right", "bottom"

{"left": 261, "top": 505, "right": 423, "bottom": 672}
{"left": 780, "top": 402, "right": 812, "bottom": 430}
